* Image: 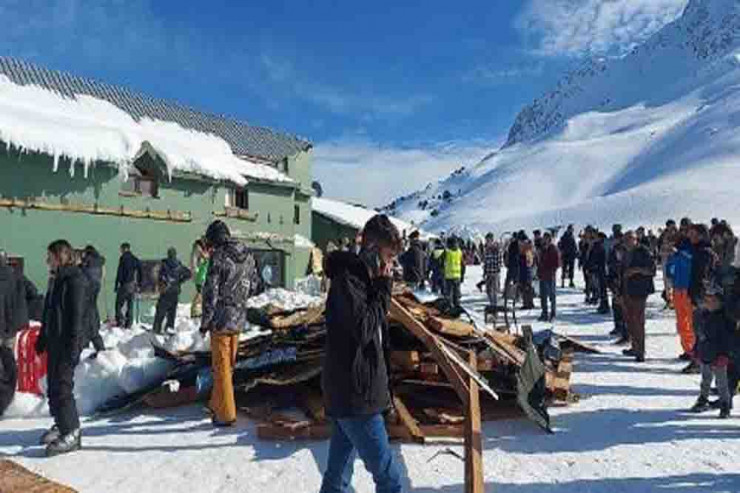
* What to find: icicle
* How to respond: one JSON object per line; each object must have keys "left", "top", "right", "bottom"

{"left": 69, "top": 160, "right": 75, "bottom": 178}
{"left": 53, "top": 153, "right": 60, "bottom": 173}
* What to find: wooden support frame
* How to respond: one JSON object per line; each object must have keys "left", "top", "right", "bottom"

{"left": 389, "top": 299, "right": 485, "bottom": 493}
{"left": 0, "top": 197, "right": 192, "bottom": 222}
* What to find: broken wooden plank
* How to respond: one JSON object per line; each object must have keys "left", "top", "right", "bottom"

{"left": 439, "top": 344, "right": 499, "bottom": 401}
{"left": 0, "top": 459, "right": 78, "bottom": 493}
{"left": 423, "top": 408, "right": 465, "bottom": 425}
{"left": 393, "top": 396, "right": 425, "bottom": 444}
{"left": 556, "top": 333, "right": 601, "bottom": 354}
{"left": 390, "top": 350, "right": 420, "bottom": 371}
{"left": 426, "top": 316, "right": 476, "bottom": 338}
{"left": 420, "top": 362, "right": 439, "bottom": 376}
{"left": 465, "top": 351, "right": 484, "bottom": 493}
{"left": 268, "top": 305, "right": 325, "bottom": 329}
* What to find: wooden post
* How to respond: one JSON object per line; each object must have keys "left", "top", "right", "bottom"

{"left": 465, "top": 351, "right": 484, "bottom": 493}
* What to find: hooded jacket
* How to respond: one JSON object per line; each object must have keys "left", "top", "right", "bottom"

{"left": 159, "top": 257, "right": 192, "bottom": 295}
{"left": 695, "top": 306, "right": 735, "bottom": 364}
{"left": 322, "top": 251, "right": 392, "bottom": 417}
{"left": 201, "top": 240, "right": 260, "bottom": 333}
{"left": 37, "top": 266, "right": 87, "bottom": 365}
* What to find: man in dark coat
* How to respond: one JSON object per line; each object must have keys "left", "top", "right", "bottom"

{"left": 587, "top": 234, "right": 610, "bottom": 314}
{"left": 683, "top": 223, "right": 718, "bottom": 373}
{"left": 320, "top": 214, "right": 404, "bottom": 493}
{"left": 153, "top": 247, "right": 192, "bottom": 334}
{"left": 80, "top": 245, "right": 105, "bottom": 353}
{"left": 114, "top": 243, "right": 142, "bottom": 329}
{"left": 200, "top": 221, "right": 261, "bottom": 427}
{"left": 621, "top": 231, "right": 655, "bottom": 362}
{"left": 558, "top": 225, "right": 578, "bottom": 288}
{"left": 36, "top": 239, "right": 87, "bottom": 456}
{"left": 538, "top": 232, "right": 561, "bottom": 321}
{"left": 400, "top": 231, "right": 426, "bottom": 288}
{"left": 607, "top": 232, "right": 629, "bottom": 344}
{"left": 0, "top": 250, "right": 20, "bottom": 351}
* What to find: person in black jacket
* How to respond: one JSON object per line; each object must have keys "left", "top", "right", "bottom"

{"left": 153, "top": 247, "right": 191, "bottom": 334}
{"left": 621, "top": 231, "right": 656, "bottom": 362}
{"left": 320, "top": 214, "right": 403, "bottom": 493}
{"left": 682, "top": 223, "right": 718, "bottom": 374}
{"left": 0, "top": 250, "right": 21, "bottom": 351}
{"left": 114, "top": 243, "right": 142, "bottom": 329}
{"left": 558, "top": 225, "right": 578, "bottom": 288}
{"left": 35, "top": 239, "right": 87, "bottom": 457}
{"left": 80, "top": 245, "right": 105, "bottom": 354}
{"left": 586, "top": 234, "right": 610, "bottom": 314}
{"left": 607, "top": 232, "right": 629, "bottom": 344}
{"left": 399, "top": 230, "right": 426, "bottom": 288}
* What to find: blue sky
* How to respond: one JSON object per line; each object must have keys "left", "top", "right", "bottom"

{"left": 0, "top": 0, "right": 688, "bottom": 206}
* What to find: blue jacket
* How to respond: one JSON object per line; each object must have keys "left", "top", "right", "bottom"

{"left": 667, "top": 249, "right": 692, "bottom": 290}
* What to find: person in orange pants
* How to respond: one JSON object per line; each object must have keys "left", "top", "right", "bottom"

{"left": 674, "top": 289, "right": 695, "bottom": 358}
{"left": 199, "top": 220, "right": 261, "bottom": 427}
{"left": 667, "top": 246, "right": 694, "bottom": 360}
{"left": 209, "top": 333, "right": 239, "bottom": 423}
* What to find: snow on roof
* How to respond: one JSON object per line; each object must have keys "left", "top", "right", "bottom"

{"left": 313, "top": 197, "right": 420, "bottom": 236}
{"left": 0, "top": 75, "right": 293, "bottom": 186}
{"left": 294, "top": 234, "right": 315, "bottom": 249}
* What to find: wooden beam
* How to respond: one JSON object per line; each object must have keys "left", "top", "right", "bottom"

{"left": 465, "top": 351, "right": 485, "bottom": 493}
{"left": 393, "top": 396, "right": 425, "bottom": 444}
{"left": 426, "top": 316, "right": 475, "bottom": 338}
{"left": 389, "top": 300, "right": 469, "bottom": 402}
{"left": 256, "top": 422, "right": 465, "bottom": 442}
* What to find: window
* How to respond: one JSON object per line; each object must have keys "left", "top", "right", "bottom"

{"left": 234, "top": 188, "right": 249, "bottom": 210}
{"left": 282, "top": 158, "right": 290, "bottom": 174}
{"left": 294, "top": 205, "right": 300, "bottom": 225}
{"left": 121, "top": 165, "right": 159, "bottom": 198}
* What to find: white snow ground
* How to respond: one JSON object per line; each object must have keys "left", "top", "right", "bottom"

{"left": 2, "top": 267, "right": 739, "bottom": 493}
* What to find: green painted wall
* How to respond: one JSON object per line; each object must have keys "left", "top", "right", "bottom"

{"left": 311, "top": 212, "right": 358, "bottom": 252}
{"left": 0, "top": 144, "right": 314, "bottom": 319}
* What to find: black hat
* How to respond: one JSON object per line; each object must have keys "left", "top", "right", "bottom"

{"left": 206, "top": 220, "right": 231, "bottom": 246}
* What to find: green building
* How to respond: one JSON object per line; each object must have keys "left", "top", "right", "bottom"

{"left": 0, "top": 57, "right": 314, "bottom": 320}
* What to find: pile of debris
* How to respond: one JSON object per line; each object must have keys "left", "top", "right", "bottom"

{"left": 97, "top": 288, "right": 598, "bottom": 444}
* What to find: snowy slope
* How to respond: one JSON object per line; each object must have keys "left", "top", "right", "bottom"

{"left": 2, "top": 269, "right": 739, "bottom": 493}
{"left": 384, "top": 0, "right": 740, "bottom": 235}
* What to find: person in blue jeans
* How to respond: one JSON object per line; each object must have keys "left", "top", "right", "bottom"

{"left": 320, "top": 214, "right": 404, "bottom": 493}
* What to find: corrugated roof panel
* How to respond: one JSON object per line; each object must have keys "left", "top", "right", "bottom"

{"left": 0, "top": 57, "right": 311, "bottom": 161}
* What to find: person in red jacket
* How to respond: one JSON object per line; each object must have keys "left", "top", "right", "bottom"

{"left": 538, "top": 232, "right": 561, "bottom": 321}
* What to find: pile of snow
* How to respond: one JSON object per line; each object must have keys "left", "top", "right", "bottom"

{"left": 0, "top": 74, "right": 292, "bottom": 186}
{"left": 247, "top": 288, "right": 323, "bottom": 312}
{"left": 313, "top": 197, "right": 423, "bottom": 237}
{"left": 386, "top": 0, "right": 740, "bottom": 234}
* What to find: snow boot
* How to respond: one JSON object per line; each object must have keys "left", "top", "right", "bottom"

{"left": 597, "top": 304, "right": 610, "bottom": 315}
{"left": 569, "top": 281, "right": 576, "bottom": 289}
{"left": 537, "top": 313, "right": 549, "bottom": 322}
{"left": 609, "top": 327, "right": 620, "bottom": 336}
{"left": 719, "top": 402, "right": 731, "bottom": 419}
{"left": 678, "top": 352, "right": 692, "bottom": 361}
{"left": 689, "top": 396, "right": 710, "bottom": 413}
{"left": 212, "top": 418, "right": 236, "bottom": 428}
{"left": 622, "top": 348, "right": 638, "bottom": 357}
{"left": 635, "top": 354, "right": 645, "bottom": 363}
{"left": 681, "top": 361, "right": 700, "bottom": 374}
{"left": 613, "top": 336, "right": 630, "bottom": 346}
{"left": 46, "top": 429, "right": 81, "bottom": 457}
{"left": 39, "top": 425, "right": 60, "bottom": 446}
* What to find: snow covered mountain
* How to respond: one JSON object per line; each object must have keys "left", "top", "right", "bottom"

{"left": 384, "top": 0, "right": 740, "bottom": 236}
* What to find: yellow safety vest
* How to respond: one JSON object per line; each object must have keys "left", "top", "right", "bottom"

{"left": 444, "top": 249, "right": 463, "bottom": 280}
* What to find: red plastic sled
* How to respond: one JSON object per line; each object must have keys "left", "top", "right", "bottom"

{"left": 15, "top": 323, "right": 48, "bottom": 395}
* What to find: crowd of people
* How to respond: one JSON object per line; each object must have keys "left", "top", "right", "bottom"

{"left": 1, "top": 212, "right": 739, "bottom": 493}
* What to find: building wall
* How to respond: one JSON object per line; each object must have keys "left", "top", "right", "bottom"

{"left": 0, "top": 144, "right": 312, "bottom": 319}
{"left": 311, "top": 212, "right": 358, "bottom": 252}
